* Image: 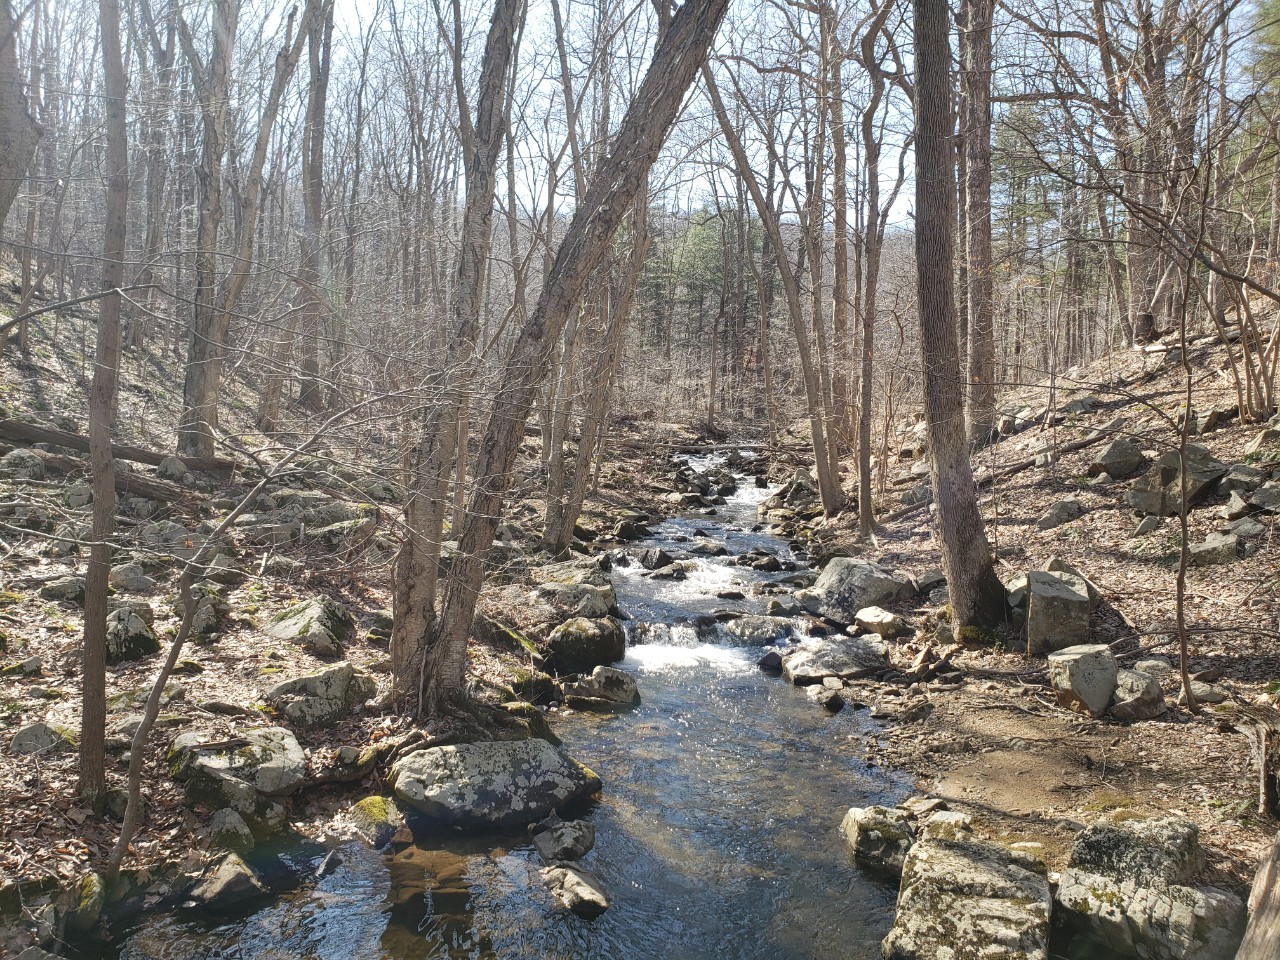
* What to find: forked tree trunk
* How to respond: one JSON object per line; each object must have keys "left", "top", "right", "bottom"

{"left": 80, "top": 0, "right": 128, "bottom": 803}
{"left": 422, "top": 0, "right": 730, "bottom": 716}
{"left": 390, "top": 0, "right": 524, "bottom": 704}
{"left": 913, "top": 0, "right": 1005, "bottom": 631}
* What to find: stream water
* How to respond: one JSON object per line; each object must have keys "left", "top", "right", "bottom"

{"left": 105, "top": 455, "right": 906, "bottom": 960}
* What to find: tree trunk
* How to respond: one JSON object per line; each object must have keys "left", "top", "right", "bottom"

{"left": 0, "top": 0, "right": 39, "bottom": 236}
{"left": 423, "top": 0, "right": 730, "bottom": 716}
{"left": 80, "top": 0, "right": 128, "bottom": 803}
{"left": 913, "top": 0, "right": 1005, "bottom": 631}
{"left": 961, "top": 0, "right": 995, "bottom": 445}
{"left": 1237, "top": 831, "right": 1280, "bottom": 960}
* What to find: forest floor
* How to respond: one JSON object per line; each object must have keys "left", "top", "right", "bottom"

{"left": 0, "top": 281, "right": 1277, "bottom": 950}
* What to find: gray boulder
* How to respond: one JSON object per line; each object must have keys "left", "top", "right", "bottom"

{"left": 882, "top": 837, "right": 1052, "bottom": 960}
{"left": 186, "top": 853, "right": 267, "bottom": 912}
{"left": 1056, "top": 817, "right": 1245, "bottom": 960}
{"left": 265, "top": 596, "right": 354, "bottom": 656}
{"left": 388, "top": 739, "right": 601, "bottom": 827}
{"left": 535, "top": 581, "right": 616, "bottom": 620}
{"left": 547, "top": 617, "right": 625, "bottom": 671}
{"left": 1110, "top": 669, "right": 1166, "bottom": 722}
{"left": 1090, "top": 438, "right": 1147, "bottom": 478}
{"left": 542, "top": 865, "right": 609, "bottom": 919}
{"left": 532, "top": 815, "right": 595, "bottom": 862}
{"left": 38, "top": 575, "right": 85, "bottom": 603}
{"left": 1218, "top": 463, "right": 1266, "bottom": 495}
{"left": 264, "top": 661, "right": 378, "bottom": 727}
{"left": 854, "top": 606, "right": 911, "bottom": 638}
{"left": 794, "top": 558, "right": 915, "bottom": 625}
{"left": 109, "top": 562, "right": 157, "bottom": 592}
{"left": 106, "top": 604, "right": 160, "bottom": 664}
{"left": 1048, "top": 644, "right": 1118, "bottom": 718}
{"left": 1249, "top": 481, "right": 1280, "bottom": 513}
{"left": 722, "top": 615, "right": 792, "bottom": 645}
{"left": 209, "top": 809, "right": 255, "bottom": 852}
{"left": 0, "top": 449, "right": 46, "bottom": 480}
{"left": 1128, "top": 445, "right": 1227, "bottom": 516}
{"left": 841, "top": 805, "right": 915, "bottom": 876}
{"left": 1189, "top": 532, "right": 1239, "bottom": 566}
{"left": 1025, "top": 570, "right": 1090, "bottom": 656}
{"left": 562, "top": 665, "right": 640, "bottom": 711}
{"left": 781, "top": 635, "right": 889, "bottom": 684}
{"left": 1036, "top": 497, "right": 1086, "bottom": 531}
{"left": 9, "top": 721, "right": 75, "bottom": 755}
{"left": 169, "top": 727, "right": 306, "bottom": 832}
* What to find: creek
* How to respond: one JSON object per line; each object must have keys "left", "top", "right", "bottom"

{"left": 105, "top": 454, "right": 905, "bottom": 960}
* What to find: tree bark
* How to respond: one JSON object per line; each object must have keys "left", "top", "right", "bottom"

{"left": 1237, "top": 831, "right": 1280, "bottom": 960}
{"left": 80, "top": 0, "right": 128, "bottom": 803}
{"left": 912, "top": 0, "right": 1005, "bottom": 631}
{"left": 423, "top": 0, "right": 730, "bottom": 716}
{"left": 0, "top": 0, "right": 39, "bottom": 236}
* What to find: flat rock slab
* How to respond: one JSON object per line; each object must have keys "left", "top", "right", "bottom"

{"left": 882, "top": 837, "right": 1052, "bottom": 960}
{"left": 388, "top": 739, "right": 601, "bottom": 827}
{"left": 781, "top": 635, "right": 889, "bottom": 685}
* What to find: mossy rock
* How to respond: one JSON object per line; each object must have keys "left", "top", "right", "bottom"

{"left": 500, "top": 701, "right": 561, "bottom": 745}
{"left": 105, "top": 606, "right": 160, "bottom": 665}
{"left": 350, "top": 794, "right": 407, "bottom": 847}
{"left": 546, "top": 617, "right": 625, "bottom": 672}
{"left": 265, "top": 596, "right": 354, "bottom": 657}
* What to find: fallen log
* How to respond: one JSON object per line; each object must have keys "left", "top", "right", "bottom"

{"left": 0, "top": 418, "right": 236, "bottom": 474}
{"left": 1237, "top": 831, "right": 1280, "bottom": 960}
{"left": 25, "top": 449, "right": 189, "bottom": 503}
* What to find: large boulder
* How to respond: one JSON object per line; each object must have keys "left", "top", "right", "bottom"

{"left": 1056, "top": 817, "right": 1245, "bottom": 960}
{"left": 1047, "top": 644, "right": 1118, "bottom": 718}
{"left": 168, "top": 727, "right": 306, "bottom": 833}
{"left": 186, "top": 853, "right": 267, "bottom": 912}
{"left": 1110, "top": 668, "right": 1166, "bottom": 722}
{"left": 264, "top": 596, "right": 354, "bottom": 656}
{"left": 387, "top": 739, "right": 601, "bottom": 827}
{"left": 535, "top": 581, "right": 616, "bottom": 621}
{"left": 722, "top": 615, "right": 793, "bottom": 645}
{"left": 841, "top": 805, "right": 915, "bottom": 876}
{"left": 264, "top": 661, "right": 377, "bottom": 727}
{"left": 105, "top": 604, "right": 160, "bottom": 664}
{"left": 0, "top": 449, "right": 46, "bottom": 480}
{"left": 781, "top": 635, "right": 889, "bottom": 685}
{"left": 546, "top": 617, "right": 625, "bottom": 671}
{"left": 794, "top": 558, "right": 915, "bottom": 625}
{"left": 882, "top": 836, "right": 1052, "bottom": 960}
{"left": 1090, "top": 438, "right": 1148, "bottom": 479}
{"left": 1025, "top": 570, "right": 1090, "bottom": 656}
{"left": 9, "top": 721, "right": 76, "bottom": 755}
{"left": 1189, "top": 532, "right": 1239, "bottom": 566}
{"left": 561, "top": 665, "right": 640, "bottom": 711}
{"left": 1128, "top": 445, "right": 1228, "bottom": 516}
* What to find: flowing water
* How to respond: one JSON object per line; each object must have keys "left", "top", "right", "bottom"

{"left": 104, "top": 455, "right": 906, "bottom": 960}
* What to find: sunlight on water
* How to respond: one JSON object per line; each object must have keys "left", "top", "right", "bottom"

{"left": 621, "top": 641, "right": 753, "bottom": 675}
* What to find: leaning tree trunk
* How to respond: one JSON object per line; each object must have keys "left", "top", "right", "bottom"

{"left": 423, "top": 0, "right": 731, "bottom": 717}
{"left": 913, "top": 0, "right": 1005, "bottom": 631}
{"left": 80, "top": 0, "right": 128, "bottom": 803}
{"left": 0, "top": 0, "right": 39, "bottom": 237}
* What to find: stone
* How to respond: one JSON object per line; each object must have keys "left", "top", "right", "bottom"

{"left": 1041, "top": 557, "right": 1102, "bottom": 608}
{"left": 1047, "top": 644, "right": 1118, "bottom": 718}
{"left": 1243, "top": 427, "right": 1280, "bottom": 457}
{"left": 208, "top": 809, "right": 255, "bottom": 852}
{"left": 106, "top": 605, "right": 160, "bottom": 664}
{"left": 840, "top": 805, "right": 915, "bottom": 876}
{"left": 1218, "top": 463, "right": 1266, "bottom": 495}
{"left": 781, "top": 635, "right": 889, "bottom": 685}
{"left": 757, "top": 650, "right": 784, "bottom": 673}
{"left": 1249, "top": 481, "right": 1280, "bottom": 513}
{"left": 546, "top": 617, "right": 625, "bottom": 671}
{"left": 542, "top": 865, "right": 609, "bottom": 919}
{"left": 109, "top": 562, "right": 156, "bottom": 592}
{"left": 794, "top": 558, "right": 915, "bottom": 625}
{"left": 189, "top": 581, "right": 230, "bottom": 638}
{"left": 350, "top": 795, "right": 407, "bottom": 847}
{"left": 187, "top": 853, "right": 267, "bottom": 912}
{"left": 636, "top": 547, "right": 674, "bottom": 571}
{"left": 388, "top": 739, "right": 600, "bottom": 827}
{"left": 853, "top": 606, "right": 911, "bottom": 638}
{"left": 1090, "top": 438, "right": 1147, "bottom": 478}
{"left": 0, "top": 449, "right": 45, "bottom": 480}
{"left": 1025, "top": 570, "right": 1090, "bottom": 656}
{"left": 532, "top": 817, "right": 595, "bottom": 862}
{"left": 1133, "top": 515, "right": 1163, "bottom": 536}
{"left": 918, "top": 810, "right": 974, "bottom": 842}
{"left": 264, "top": 661, "right": 378, "bottom": 727}
{"left": 1128, "top": 445, "right": 1228, "bottom": 516}
{"left": 1227, "top": 516, "right": 1267, "bottom": 538}
{"left": 9, "top": 721, "right": 75, "bottom": 755}
{"left": 1110, "top": 668, "right": 1166, "bottom": 722}
{"left": 1179, "top": 681, "right": 1227, "bottom": 705}
{"left": 882, "top": 837, "right": 1052, "bottom": 960}
{"left": 722, "top": 615, "right": 792, "bottom": 645}
{"left": 1134, "top": 656, "right": 1174, "bottom": 676}
{"left": 63, "top": 871, "right": 105, "bottom": 936}
{"left": 1036, "top": 497, "right": 1086, "bottom": 530}
{"left": 38, "top": 575, "right": 85, "bottom": 603}
{"left": 203, "top": 553, "right": 247, "bottom": 585}
{"left": 157, "top": 455, "right": 190, "bottom": 481}
{"left": 169, "top": 727, "right": 305, "bottom": 831}
{"left": 1222, "top": 490, "right": 1251, "bottom": 520}
{"left": 562, "top": 665, "right": 641, "bottom": 711}
{"left": 264, "top": 596, "right": 354, "bottom": 657}
{"left": 1189, "top": 532, "right": 1239, "bottom": 566}
{"left": 1056, "top": 817, "right": 1244, "bottom": 960}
